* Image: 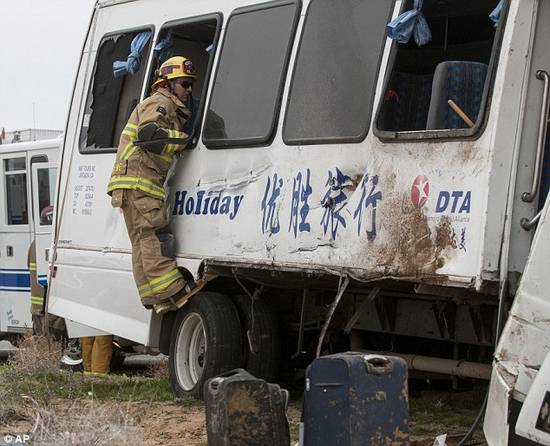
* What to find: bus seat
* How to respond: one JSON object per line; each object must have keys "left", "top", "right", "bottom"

{"left": 380, "top": 71, "right": 433, "bottom": 132}
{"left": 426, "top": 61, "right": 488, "bottom": 130}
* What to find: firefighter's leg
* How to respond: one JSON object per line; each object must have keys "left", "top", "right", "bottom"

{"left": 128, "top": 191, "right": 186, "bottom": 306}
{"left": 121, "top": 191, "right": 151, "bottom": 303}
{"left": 139, "top": 226, "right": 186, "bottom": 304}
{"left": 81, "top": 337, "right": 94, "bottom": 372}
{"left": 91, "top": 335, "right": 113, "bottom": 375}
{"left": 48, "top": 315, "right": 67, "bottom": 341}
{"left": 31, "top": 315, "right": 45, "bottom": 336}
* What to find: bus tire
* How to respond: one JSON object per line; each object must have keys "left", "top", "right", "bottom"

{"left": 168, "top": 292, "right": 242, "bottom": 400}
{"left": 234, "top": 294, "right": 281, "bottom": 382}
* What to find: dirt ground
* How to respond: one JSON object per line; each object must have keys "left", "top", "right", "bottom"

{"left": 6, "top": 397, "right": 485, "bottom": 446}
{"left": 0, "top": 338, "right": 488, "bottom": 445}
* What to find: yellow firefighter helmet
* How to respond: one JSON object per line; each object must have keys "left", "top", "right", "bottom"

{"left": 153, "top": 56, "right": 196, "bottom": 88}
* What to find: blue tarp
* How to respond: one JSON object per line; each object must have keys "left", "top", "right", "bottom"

{"left": 154, "top": 30, "right": 174, "bottom": 63}
{"left": 386, "top": 0, "right": 432, "bottom": 47}
{"left": 489, "top": 1, "right": 503, "bottom": 27}
{"left": 113, "top": 31, "right": 151, "bottom": 78}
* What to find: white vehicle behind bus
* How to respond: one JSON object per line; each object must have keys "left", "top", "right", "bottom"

{"left": 0, "top": 138, "right": 59, "bottom": 338}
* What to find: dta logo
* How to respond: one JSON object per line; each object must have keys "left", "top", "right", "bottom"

{"left": 436, "top": 191, "right": 471, "bottom": 214}
{"left": 411, "top": 175, "right": 429, "bottom": 208}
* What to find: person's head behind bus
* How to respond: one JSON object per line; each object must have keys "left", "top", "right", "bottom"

{"left": 153, "top": 56, "right": 196, "bottom": 104}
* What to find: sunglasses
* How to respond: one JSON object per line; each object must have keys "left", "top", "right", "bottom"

{"left": 177, "top": 80, "right": 194, "bottom": 89}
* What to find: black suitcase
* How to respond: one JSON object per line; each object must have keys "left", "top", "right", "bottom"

{"left": 205, "top": 368, "right": 290, "bottom": 446}
{"left": 304, "top": 352, "right": 409, "bottom": 445}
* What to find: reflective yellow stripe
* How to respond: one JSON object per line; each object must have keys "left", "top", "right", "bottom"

{"left": 107, "top": 176, "right": 165, "bottom": 199}
{"left": 138, "top": 269, "right": 180, "bottom": 291}
{"left": 31, "top": 296, "right": 44, "bottom": 305}
{"left": 120, "top": 141, "right": 135, "bottom": 160}
{"left": 161, "top": 129, "right": 187, "bottom": 157}
{"left": 161, "top": 130, "right": 174, "bottom": 156}
{"left": 157, "top": 154, "right": 172, "bottom": 163}
{"left": 123, "top": 146, "right": 138, "bottom": 160}
{"left": 122, "top": 123, "right": 138, "bottom": 139}
{"left": 84, "top": 371, "right": 108, "bottom": 377}
{"left": 29, "top": 262, "right": 37, "bottom": 272}
{"left": 138, "top": 269, "right": 181, "bottom": 298}
{"left": 172, "top": 129, "right": 186, "bottom": 138}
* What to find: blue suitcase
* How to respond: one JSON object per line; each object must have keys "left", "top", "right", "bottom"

{"left": 304, "top": 352, "right": 409, "bottom": 445}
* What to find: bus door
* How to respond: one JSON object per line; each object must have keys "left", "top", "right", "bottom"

{"left": 31, "top": 162, "right": 57, "bottom": 288}
{"left": 0, "top": 154, "right": 32, "bottom": 333}
{"left": 509, "top": 0, "right": 550, "bottom": 273}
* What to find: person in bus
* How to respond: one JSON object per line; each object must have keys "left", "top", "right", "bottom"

{"left": 107, "top": 56, "right": 202, "bottom": 312}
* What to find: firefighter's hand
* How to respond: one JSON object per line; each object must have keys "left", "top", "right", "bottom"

{"left": 138, "top": 123, "right": 168, "bottom": 154}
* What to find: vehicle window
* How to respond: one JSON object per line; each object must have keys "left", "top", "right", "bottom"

{"left": 283, "top": 0, "right": 394, "bottom": 145}
{"left": 4, "top": 158, "right": 28, "bottom": 225}
{"left": 375, "top": 0, "right": 507, "bottom": 138}
{"left": 36, "top": 168, "right": 57, "bottom": 226}
{"left": 146, "top": 15, "right": 220, "bottom": 147}
{"left": 203, "top": 1, "right": 299, "bottom": 148}
{"left": 80, "top": 29, "right": 153, "bottom": 153}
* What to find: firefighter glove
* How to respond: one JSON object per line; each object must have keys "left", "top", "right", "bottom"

{"left": 138, "top": 123, "right": 168, "bottom": 154}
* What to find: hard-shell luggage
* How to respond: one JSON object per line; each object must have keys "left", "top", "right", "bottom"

{"left": 205, "top": 368, "right": 290, "bottom": 446}
{"left": 304, "top": 352, "right": 409, "bottom": 445}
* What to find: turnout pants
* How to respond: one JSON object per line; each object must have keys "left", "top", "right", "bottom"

{"left": 81, "top": 335, "right": 113, "bottom": 374}
{"left": 120, "top": 189, "right": 185, "bottom": 306}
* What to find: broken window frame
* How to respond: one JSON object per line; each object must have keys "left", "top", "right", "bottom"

{"left": 202, "top": 0, "right": 301, "bottom": 149}
{"left": 78, "top": 25, "right": 155, "bottom": 155}
{"left": 373, "top": 0, "right": 510, "bottom": 142}
{"left": 145, "top": 13, "right": 223, "bottom": 150}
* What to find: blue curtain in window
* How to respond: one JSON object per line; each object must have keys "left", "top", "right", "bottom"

{"left": 386, "top": 0, "right": 431, "bottom": 47}
{"left": 113, "top": 31, "right": 151, "bottom": 78}
{"left": 490, "top": 1, "right": 503, "bottom": 27}
{"left": 153, "top": 30, "right": 174, "bottom": 63}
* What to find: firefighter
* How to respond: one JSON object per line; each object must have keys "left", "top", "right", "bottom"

{"left": 107, "top": 56, "right": 202, "bottom": 312}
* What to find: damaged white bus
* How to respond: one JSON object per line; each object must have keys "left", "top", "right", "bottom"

{"left": 49, "top": 0, "right": 550, "bottom": 441}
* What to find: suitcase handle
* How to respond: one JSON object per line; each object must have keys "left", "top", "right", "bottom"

{"left": 207, "top": 368, "right": 250, "bottom": 393}
{"left": 364, "top": 354, "right": 394, "bottom": 375}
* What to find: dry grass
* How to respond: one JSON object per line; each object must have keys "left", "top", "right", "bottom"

{"left": 145, "top": 356, "right": 169, "bottom": 380}
{"left": 0, "top": 335, "right": 145, "bottom": 445}
{"left": 22, "top": 398, "right": 143, "bottom": 446}
{"left": 9, "top": 335, "right": 63, "bottom": 376}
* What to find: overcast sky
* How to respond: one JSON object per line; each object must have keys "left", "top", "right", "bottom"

{"left": 0, "top": 0, "right": 95, "bottom": 132}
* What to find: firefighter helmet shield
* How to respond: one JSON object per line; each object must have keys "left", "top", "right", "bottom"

{"left": 153, "top": 56, "right": 196, "bottom": 88}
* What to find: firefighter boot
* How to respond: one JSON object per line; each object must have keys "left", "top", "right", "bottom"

{"left": 153, "top": 277, "right": 207, "bottom": 315}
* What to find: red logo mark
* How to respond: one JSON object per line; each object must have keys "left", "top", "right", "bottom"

{"left": 411, "top": 175, "right": 430, "bottom": 208}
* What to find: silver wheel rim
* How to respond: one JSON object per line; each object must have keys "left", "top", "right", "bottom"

{"left": 175, "top": 312, "right": 206, "bottom": 391}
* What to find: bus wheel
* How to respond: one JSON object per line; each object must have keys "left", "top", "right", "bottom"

{"left": 234, "top": 294, "right": 281, "bottom": 382}
{"left": 169, "top": 292, "right": 242, "bottom": 400}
